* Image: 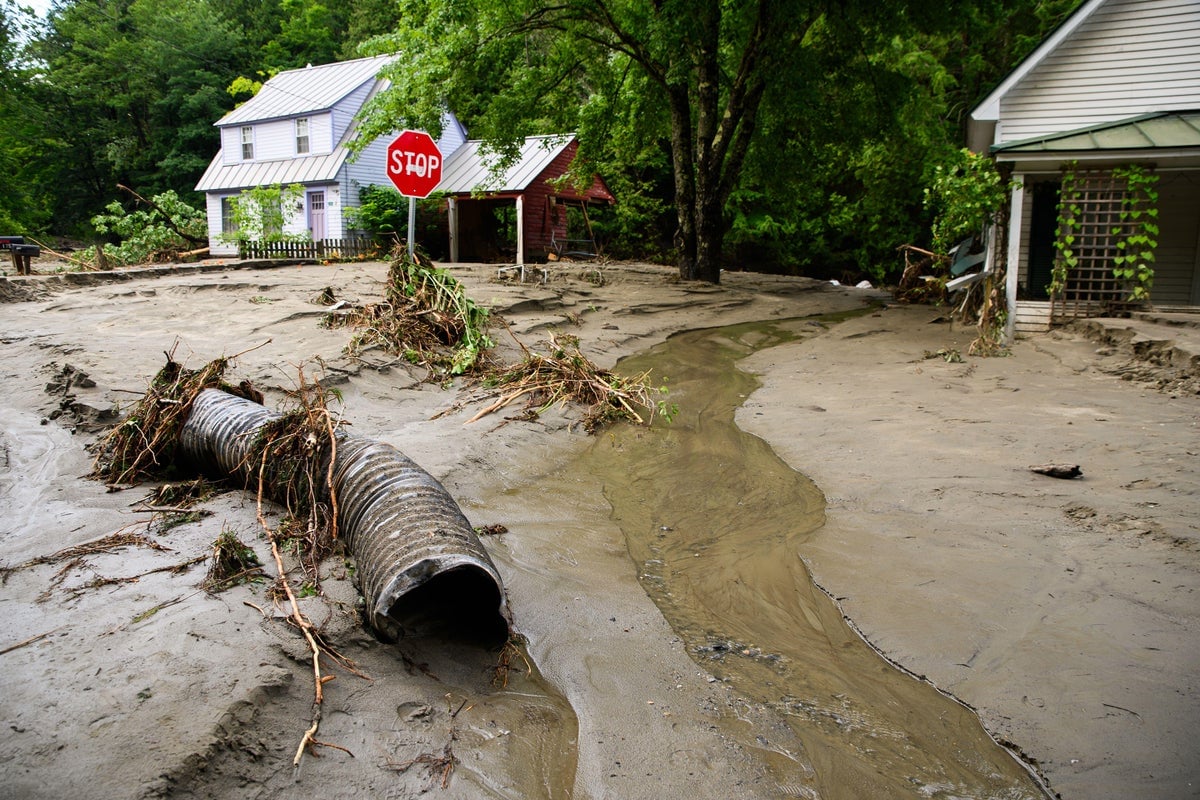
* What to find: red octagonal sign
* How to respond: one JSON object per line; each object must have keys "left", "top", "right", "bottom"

{"left": 386, "top": 130, "right": 443, "bottom": 198}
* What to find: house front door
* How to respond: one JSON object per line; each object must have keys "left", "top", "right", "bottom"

{"left": 1026, "top": 181, "right": 1059, "bottom": 300}
{"left": 308, "top": 192, "right": 326, "bottom": 241}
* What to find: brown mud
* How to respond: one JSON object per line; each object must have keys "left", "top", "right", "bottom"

{"left": 0, "top": 261, "right": 1196, "bottom": 798}
{"left": 578, "top": 318, "right": 1047, "bottom": 798}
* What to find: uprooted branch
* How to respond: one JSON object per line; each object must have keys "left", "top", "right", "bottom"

{"left": 1, "top": 527, "right": 171, "bottom": 585}
{"left": 244, "top": 369, "right": 362, "bottom": 767}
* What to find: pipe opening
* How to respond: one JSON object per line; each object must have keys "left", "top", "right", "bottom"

{"left": 381, "top": 565, "right": 508, "bottom": 645}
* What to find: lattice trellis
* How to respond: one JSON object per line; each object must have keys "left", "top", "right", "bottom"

{"left": 1051, "top": 169, "right": 1142, "bottom": 321}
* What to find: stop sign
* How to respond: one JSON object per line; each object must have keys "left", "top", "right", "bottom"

{"left": 386, "top": 130, "right": 443, "bottom": 198}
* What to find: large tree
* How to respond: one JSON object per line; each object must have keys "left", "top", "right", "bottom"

{"left": 359, "top": 0, "right": 1086, "bottom": 283}
{"left": 361, "top": 0, "right": 835, "bottom": 283}
{"left": 28, "top": 0, "right": 246, "bottom": 232}
{"left": 0, "top": 1, "right": 55, "bottom": 233}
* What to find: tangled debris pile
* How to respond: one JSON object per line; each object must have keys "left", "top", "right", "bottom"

{"left": 90, "top": 349, "right": 236, "bottom": 485}
{"left": 201, "top": 528, "right": 265, "bottom": 592}
{"left": 323, "top": 248, "right": 675, "bottom": 433}
{"left": 450, "top": 332, "right": 676, "bottom": 433}
{"left": 324, "top": 247, "right": 494, "bottom": 377}
{"left": 243, "top": 372, "right": 345, "bottom": 585}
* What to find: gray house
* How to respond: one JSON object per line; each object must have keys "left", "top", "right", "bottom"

{"left": 968, "top": 0, "right": 1200, "bottom": 335}
{"left": 195, "top": 55, "right": 467, "bottom": 256}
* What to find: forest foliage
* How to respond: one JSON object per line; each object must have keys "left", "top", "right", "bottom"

{"left": 1, "top": 0, "right": 1081, "bottom": 280}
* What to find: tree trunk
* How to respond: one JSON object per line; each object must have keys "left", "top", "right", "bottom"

{"left": 667, "top": 86, "right": 701, "bottom": 281}
{"left": 693, "top": 188, "right": 725, "bottom": 284}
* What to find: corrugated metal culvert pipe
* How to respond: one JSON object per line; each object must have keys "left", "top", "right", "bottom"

{"left": 180, "top": 389, "right": 508, "bottom": 643}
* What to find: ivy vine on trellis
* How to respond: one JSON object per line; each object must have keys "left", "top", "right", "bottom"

{"left": 1050, "top": 163, "right": 1159, "bottom": 303}
{"left": 1049, "top": 167, "right": 1081, "bottom": 298}
{"left": 1111, "top": 164, "right": 1160, "bottom": 302}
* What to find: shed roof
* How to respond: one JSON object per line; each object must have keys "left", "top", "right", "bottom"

{"left": 436, "top": 135, "right": 575, "bottom": 194}
{"left": 991, "top": 110, "right": 1200, "bottom": 153}
{"left": 216, "top": 55, "right": 394, "bottom": 127}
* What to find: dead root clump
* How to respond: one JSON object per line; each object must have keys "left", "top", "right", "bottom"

{"left": 90, "top": 348, "right": 263, "bottom": 485}
{"left": 895, "top": 245, "right": 950, "bottom": 304}
{"left": 139, "top": 477, "right": 220, "bottom": 509}
{"left": 323, "top": 246, "right": 493, "bottom": 377}
{"left": 202, "top": 528, "right": 265, "bottom": 592}
{"left": 386, "top": 742, "right": 457, "bottom": 790}
{"left": 462, "top": 332, "right": 673, "bottom": 433}
{"left": 491, "top": 632, "right": 532, "bottom": 688}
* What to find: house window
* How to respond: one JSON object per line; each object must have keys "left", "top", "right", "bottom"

{"left": 220, "top": 197, "right": 237, "bottom": 235}
{"left": 241, "top": 126, "right": 254, "bottom": 160}
{"left": 296, "top": 117, "right": 310, "bottom": 155}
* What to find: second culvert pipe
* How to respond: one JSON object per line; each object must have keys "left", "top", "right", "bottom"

{"left": 179, "top": 388, "right": 508, "bottom": 642}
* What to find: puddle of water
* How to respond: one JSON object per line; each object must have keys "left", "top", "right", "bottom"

{"left": 579, "top": 318, "right": 1047, "bottom": 798}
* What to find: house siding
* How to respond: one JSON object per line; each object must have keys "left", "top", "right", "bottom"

{"left": 331, "top": 81, "right": 374, "bottom": 145}
{"left": 1017, "top": 180, "right": 1035, "bottom": 290}
{"left": 221, "top": 127, "right": 241, "bottom": 166}
{"left": 307, "top": 112, "right": 333, "bottom": 155}
{"left": 252, "top": 118, "right": 303, "bottom": 162}
{"left": 205, "top": 193, "right": 238, "bottom": 257}
{"left": 997, "top": 0, "right": 1200, "bottom": 144}
{"left": 524, "top": 142, "right": 583, "bottom": 257}
{"left": 522, "top": 140, "right": 615, "bottom": 258}
{"left": 342, "top": 132, "right": 390, "bottom": 216}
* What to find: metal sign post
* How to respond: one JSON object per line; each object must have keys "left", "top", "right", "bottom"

{"left": 385, "top": 130, "right": 443, "bottom": 257}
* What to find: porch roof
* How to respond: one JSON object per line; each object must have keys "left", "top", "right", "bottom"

{"left": 992, "top": 110, "right": 1200, "bottom": 154}
{"left": 195, "top": 149, "right": 348, "bottom": 192}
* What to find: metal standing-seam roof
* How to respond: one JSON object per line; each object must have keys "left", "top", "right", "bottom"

{"left": 991, "top": 110, "right": 1200, "bottom": 153}
{"left": 435, "top": 134, "right": 574, "bottom": 194}
{"left": 194, "top": 149, "right": 350, "bottom": 192}
{"left": 215, "top": 54, "right": 395, "bottom": 127}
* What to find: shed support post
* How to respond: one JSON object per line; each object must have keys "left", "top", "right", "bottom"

{"left": 447, "top": 197, "right": 459, "bottom": 263}
{"left": 515, "top": 196, "right": 525, "bottom": 265}
{"left": 1004, "top": 174, "right": 1025, "bottom": 344}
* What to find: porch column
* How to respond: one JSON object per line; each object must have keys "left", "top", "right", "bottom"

{"left": 515, "top": 195, "right": 525, "bottom": 265}
{"left": 447, "top": 197, "right": 459, "bottom": 263}
{"left": 1004, "top": 174, "right": 1025, "bottom": 344}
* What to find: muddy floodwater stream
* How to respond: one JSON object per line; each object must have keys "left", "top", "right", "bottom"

{"left": 485, "top": 316, "right": 1048, "bottom": 799}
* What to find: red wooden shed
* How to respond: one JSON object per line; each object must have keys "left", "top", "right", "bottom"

{"left": 433, "top": 134, "right": 615, "bottom": 264}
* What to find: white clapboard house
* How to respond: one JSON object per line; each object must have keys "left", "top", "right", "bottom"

{"left": 968, "top": 0, "right": 1200, "bottom": 335}
{"left": 195, "top": 55, "right": 467, "bottom": 257}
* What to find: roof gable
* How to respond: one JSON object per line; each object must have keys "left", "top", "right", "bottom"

{"left": 969, "top": 0, "right": 1200, "bottom": 149}
{"left": 216, "top": 55, "right": 394, "bottom": 127}
{"left": 971, "top": 0, "right": 1106, "bottom": 122}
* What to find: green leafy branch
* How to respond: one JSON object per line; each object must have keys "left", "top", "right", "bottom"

{"left": 923, "top": 148, "right": 1010, "bottom": 253}
{"left": 1051, "top": 164, "right": 1158, "bottom": 303}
